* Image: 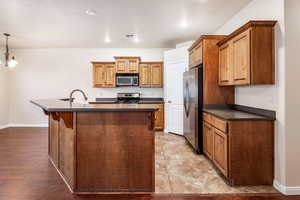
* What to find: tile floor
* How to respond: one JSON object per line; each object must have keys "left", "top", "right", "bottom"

{"left": 155, "top": 132, "right": 278, "bottom": 194}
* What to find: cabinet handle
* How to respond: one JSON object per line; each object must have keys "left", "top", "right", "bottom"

{"left": 220, "top": 80, "right": 229, "bottom": 83}
{"left": 234, "top": 78, "right": 246, "bottom": 81}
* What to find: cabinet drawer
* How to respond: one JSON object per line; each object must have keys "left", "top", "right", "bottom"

{"left": 203, "top": 112, "right": 211, "bottom": 123}
{"left": 203, "top": 113, "right": 227, "bottom": 133}
{"left": 211, "top": 115, "right": 227, "bottom": 133}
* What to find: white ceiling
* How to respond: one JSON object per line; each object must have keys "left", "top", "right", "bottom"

{"left": 0, "top": 0, "right": 251, "bottom": 48}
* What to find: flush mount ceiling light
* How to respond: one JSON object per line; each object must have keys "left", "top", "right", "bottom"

{"left": 86, "top": 9, "right": 97, "bottom": 16}
{"left": 1, "top": 33, "right": 18, "bottom": 68}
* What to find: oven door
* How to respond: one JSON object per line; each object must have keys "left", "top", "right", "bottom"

{"left": 116, "top": 77, "right": 133, "bottom": 86}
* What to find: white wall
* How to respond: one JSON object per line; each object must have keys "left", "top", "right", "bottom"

{"left": 0, "top": 60, "right": 9, "bottom": 127}
{"left": 8, "top": 48, "right": 168, "bottom": 125}
{"left": 285, "top": 0, "right": 300, "bottom": 188}
{"left": 214, "top": 0, "right": 287, "bottom": 190}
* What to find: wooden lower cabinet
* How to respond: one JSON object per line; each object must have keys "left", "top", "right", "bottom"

{"left": 154, "top": 104, "right": 164, "bottom": 131}
{"left": 212, "top": 128, "right": 228, "bottom": 177}
{"left": 203, "top": 122, "right": 213, "bottom": 160}
{"left": 148, "top": 104, "right": 164, "bottom": 131}
{"left": 203, "top": 112, "right": 274, "bottom": 186}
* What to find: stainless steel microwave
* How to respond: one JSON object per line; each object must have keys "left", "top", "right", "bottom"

{"left": 116, "top": 74, "right": 139, "bottom": 87}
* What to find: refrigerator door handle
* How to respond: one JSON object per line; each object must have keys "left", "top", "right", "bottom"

{"left": 184, "top": 82, "right": 190, "bottom": 117}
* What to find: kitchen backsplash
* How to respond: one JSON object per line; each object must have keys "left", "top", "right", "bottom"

{"left": 89, "top": 88, "right": 164, "bottom": 99}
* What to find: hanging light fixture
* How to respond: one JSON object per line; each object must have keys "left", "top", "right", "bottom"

{"left": 3, "top": 33, "right": 18, "bottom": 68}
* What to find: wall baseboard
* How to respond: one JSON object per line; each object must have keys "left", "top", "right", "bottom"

{"left": 0, "top": 124, "right": 10, "bottom": 130}
{"left": 274, "top": 180, "right": 300, "bottom": 195}
{"left": 0, "top": 124, "right": 48, "bottom": 129}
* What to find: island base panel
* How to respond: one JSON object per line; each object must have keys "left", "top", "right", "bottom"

{"left": 48, "top": 111, "right": 155, "bottom": 194}
{"left": 76, "top": 112, "right": 154, "bottom": 192}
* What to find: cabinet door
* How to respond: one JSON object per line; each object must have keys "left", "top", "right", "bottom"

{"left": 140, "top": 64, "right": 151, "bottom": 87}
{"left": 189, "top": 50, "right": 193, "bottom": 67}
{"left": 203, "top": 122, "right": 213, "bottom": 160}
{"left": 213, "top": 128, "right": 228, "bottom": 177}
{"left": 194, "top": 43, "right": 203, "bottom": 65}
{"left": 93, "top": 64, "right": 106, "bottom": 87}
{"left": 219, "top": 43, "right": 233, "bottom": 86}
{"left": 151, "top": 63, "right": 163, "bottom": 88}
{"left": 154, "top": 104, "right": 164, "bottom": 131}
{"left": 116, "top": 59, "right": 127, "bottom": 73}
{"left": 105, "top": 64, "right": 116, "bottom": 87}
{"left": 232, "top": 29, "right": 251, "bottom": 85}
{"left": 128, "top": 59, "right": 139, "bottom": 73}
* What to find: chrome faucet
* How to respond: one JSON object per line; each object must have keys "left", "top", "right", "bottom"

{"left": 69, "top": 89, "right": 88, "bottom": 104}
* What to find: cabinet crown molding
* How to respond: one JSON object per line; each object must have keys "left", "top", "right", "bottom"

{"left": 114, "top": 56, "right": 141, "bottom": 61}
{"left": 91, "top": 62, "right": 115, "bottom": 64}
{"left": 188, "top": 35, "right": 226, "bottom": 51}
{"left": 217, "top": 20, "right": 277, "bottom": 46}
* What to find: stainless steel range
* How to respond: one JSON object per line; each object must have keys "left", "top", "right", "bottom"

{"left": 117, "top": 93, "right": 141, "bottom": 103}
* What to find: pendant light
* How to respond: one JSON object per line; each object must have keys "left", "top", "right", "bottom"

{"left": 3, "top": 33, "right": 18, "bottom": 68}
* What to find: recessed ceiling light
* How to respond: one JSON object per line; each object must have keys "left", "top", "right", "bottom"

{"left": 104, "top": 37, "right": 111, "bottom": 43}
{"left": 133, "top": 37, "right": 139, "bottom": 43}
{"left": 86, "top": 9, "right": 97, "bottom": 16}
{"left": 191, "top": 0, "right": 208, "bottom": 3}
{"left": 180, "top": 20, "right": 188, "bottom": 28}
{"left": 199, "top": 0, "right": 208, "bottom": 3}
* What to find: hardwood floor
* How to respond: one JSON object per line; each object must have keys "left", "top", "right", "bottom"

{"left": 0, "top": 127, "right": 299, "bottom": 200}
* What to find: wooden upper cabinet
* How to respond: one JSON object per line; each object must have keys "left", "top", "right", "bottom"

{"left": 114, "top": 57, "right": 140, "bottom": 73}
{"left": 151, "top": 63, "right": 163, "bottom": 88}
{"left": 139, "top": 64, "right": 151, "bottom": 87}
{"left": 105, "top": 64, "right": 116, "bottom": 87}
{"left": 140, "top": 62, "right": 163, "bottom": 88}
{"left": 189, "top": 42, "right": 203, "bottom": 68}
{"left": 219, "top": 43, "right": 233, "bottom": 86}
{"left": 232, "top": 29, "right": 250, "bottom": 85}
{"left": 94, "top": 64, "right": 106, "bottom": 86}
{"left": 91, "top": 57, "right": 163, "bottom": 88}
{"left": 194, "top": 43, "right": 203, "bottom": 64}
{"left": 217, "top": 21, "right": 277, "bottom": 86}
{"left": 92, "top": 62, "right": 116, "bottom": 88}
{"left": 115, "top": 59, "right": 127, "bottom": 73}
{"left": 128, "top": 59, "right": 139, "bottom": 73}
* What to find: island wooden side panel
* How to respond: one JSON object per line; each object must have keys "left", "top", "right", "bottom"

{"left": 48, "top": 112, "right": 76, "bottom": 191}
{"left": 75, "top": 111, "right": 155, "bottom": 193}
{"left": 49, "top": 113, "right": 60, "bottom": 167}
{"left": 59, "top": 112, "right": 76, "bottom": 189}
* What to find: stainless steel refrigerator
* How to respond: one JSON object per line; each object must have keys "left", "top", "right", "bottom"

{"left": 183, "top": 65, "right": 203, "bottom": 154}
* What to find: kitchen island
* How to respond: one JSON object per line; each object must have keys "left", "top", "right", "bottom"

{"left": 31, "top": 99, "right": 158, "bottom": 194}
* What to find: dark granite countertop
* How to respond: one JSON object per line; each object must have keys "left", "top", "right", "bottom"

{"left": 139, "top": 98, "right": 164, "bottom": 104}
{"left": 31, "top": 99, "right": 159, "bottom": 112}
{"left": 203, "top": 105, "right": 276, "bottom": 121}
{"left": 90, "top": 98, "right": 164, "bottom": 104}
